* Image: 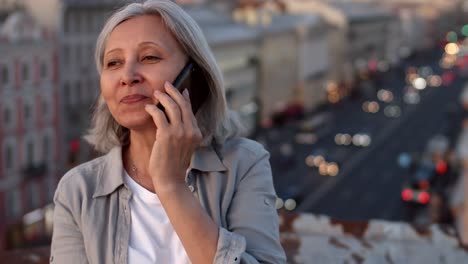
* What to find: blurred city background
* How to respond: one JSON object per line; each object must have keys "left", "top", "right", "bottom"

{"left": 1, "top": 0, "right": 468, "bottom": 256}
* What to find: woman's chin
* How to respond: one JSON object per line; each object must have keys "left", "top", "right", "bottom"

{"left": 119, "top": 115, "right": 155, "bottom": 131}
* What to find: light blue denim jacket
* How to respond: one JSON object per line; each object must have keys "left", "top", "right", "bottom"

{"left": 50, "top": 137, "right": 287, "bottom": 264}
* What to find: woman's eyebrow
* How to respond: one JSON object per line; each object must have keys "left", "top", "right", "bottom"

{"left": 139, "top": 41, "right": 171, "bottom": 52}
{"left": 103, "top": 48, "right": 122, "bottom": 59}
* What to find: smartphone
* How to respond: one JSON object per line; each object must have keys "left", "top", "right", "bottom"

{"left": 156, "top": 59, "right": 209, "bottom": 114}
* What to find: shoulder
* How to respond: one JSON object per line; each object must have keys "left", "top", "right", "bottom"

{"left": 220, "top": 137, "right": 269, "bottom": 158}
{"left": 55, "top": 155, "right": 106, "bottom": 200}
{"left": 217, "top": 137, "right": 270, "bottom": 174}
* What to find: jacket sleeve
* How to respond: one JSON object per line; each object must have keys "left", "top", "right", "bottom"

{"left": 213, "top": 147, "right": 287, "bottom": 264}
{"left": 50, "top": 179, "right": 89, "bottom": 264}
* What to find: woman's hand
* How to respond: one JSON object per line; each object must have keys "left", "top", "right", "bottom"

{"left": 144, "top": 81, "right": 202, "bottom": 191}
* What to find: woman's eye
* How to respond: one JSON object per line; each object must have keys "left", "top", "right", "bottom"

{"left": 143, "top": 55, "right": 160, "bottom": 61}
{"left": 106, "top": 60, "right": 120, "bottom": 68}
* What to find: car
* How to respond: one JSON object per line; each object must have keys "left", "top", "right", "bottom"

{"left": 298, "top": 112, "right": 334, "bottom": 136}
{"left": 305, "top": 149, "right": 340, "bottom": 177}
{"left": 401, "top": 135, "right": 454, "bottom": 206}
{"left": 401, "top": 158, "right": 434, "bottom": 205}
{"left": 336, "top": 126, "right": 375, "bottom": 148}
{"left": 275, "top": 185, "right": 304, "bottom": 211}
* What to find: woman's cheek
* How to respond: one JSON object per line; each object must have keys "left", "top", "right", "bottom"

{"left": 100, "top": 75, "right": 116, "bottom": 100}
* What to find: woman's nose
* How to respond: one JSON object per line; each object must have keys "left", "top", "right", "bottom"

{"left": 120, "top": 63, "right": 143, "bottom": 86}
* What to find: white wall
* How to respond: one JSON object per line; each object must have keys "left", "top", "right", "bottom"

{"left": 299, "top": 36, "right": 329, "bottom": 80}
{"left": 23, "top": 0, "right": 61, "bottom": 31}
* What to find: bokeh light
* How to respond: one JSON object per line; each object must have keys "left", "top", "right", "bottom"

{"left": 446, "top": 31, "right": 458, "bottom": 43}
{"left": 413, "top": 77, "right": 427, "bottom": 90}
{"left": 284, "top": 199, "right": 297, "bottom": 211}
{"left": 445, "top": 43, "right": 460, "bottom": 55}
{"left": 462, "top": 25, "right": 468, "bottom": 37}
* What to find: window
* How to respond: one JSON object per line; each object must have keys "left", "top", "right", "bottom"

{"left": 5, "top": 189, "right": 21, "bottom": 218}
{"left": 88, "top": 43, "right": 94, "bottom": 63}
{"left": 63, "top": 45, "right": 70, "bottom": 66}
{"left": 72, "top": 45, "right": 77, "bottom": 69}
{"left": 3, "top": 107, "right": 11, "bottom": 125}
{"left": 1, "top": 64, "right": 8, "bottom": 83}
{"left": 40, "top": 62, "right": 47, "bottom": 79}
{"left": 22, "top": 63, "right": 29, "bottom": 81}
{"left": 24, "top": 104, "right": 31, "bottom": 122}
{"left": 64, "top": 82, "right": 70, "bottom": 104}
{"left": 88, "top": 80, "right": 97, "bottom": 103}
{"left": 82, "top": 11, "right": 89, "bottom": 32}
{"left": 26, "top": 141, "right": 34, "bottom": 165}
{"left": 226, "top": 89, "right": 234, "bottom": 105}
{"left": 77, "top": 45, "right": 82, "bottom": 66}
{"left": 5, "top": 145, "right": 13, "bottom": 170}
{"left": 76, "top": 81, "right": 82, "bottom": 104}
{"left": 42, "top": 98, "right": 49, "bottom": 118}
{"left": 64, "top": 12, "right": 69, "bottom": 33}
{"left": 27, "top": 182, "right": 40, "bottom": 210}
{"left": 75, "top": 12, "right": 81, "bottom": 33}
{"left": 43, "top": 135, "right": 50, "bottom": 158}
{"left": 45, "top": 175, "right": 55, "bottom": 201}
{"left": 90, "top": 10, "right": 99, "bottom": 31}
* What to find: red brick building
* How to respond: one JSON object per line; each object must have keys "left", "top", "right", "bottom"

{"left": 0, "top": 11, "right": 60, "bottom": 249}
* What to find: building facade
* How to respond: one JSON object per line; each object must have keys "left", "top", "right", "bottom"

{"left": 233, "top": 2, "right": 334, "bottom": 121}
{"left": 21, "top": 0, "right": 125, "bottom": 165}
{"left": 0, "top": 11, "right": 60, "bottom": 249}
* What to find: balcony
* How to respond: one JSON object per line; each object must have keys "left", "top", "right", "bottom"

{"left": 21, "top": 163, "right": 47, "bottom": 179}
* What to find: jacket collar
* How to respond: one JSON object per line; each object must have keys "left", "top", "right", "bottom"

{"left": 93, "top": 143, "right": 227, "bottom": 198}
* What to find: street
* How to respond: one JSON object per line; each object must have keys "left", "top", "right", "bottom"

{"left": 260, "top": 48, "right": 466, "bottom": 222}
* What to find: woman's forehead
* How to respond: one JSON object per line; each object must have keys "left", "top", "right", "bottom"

{"left": 105, "top": 15, "right": 179, "bottom": 53}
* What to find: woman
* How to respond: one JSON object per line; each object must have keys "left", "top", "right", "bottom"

{"left": 50, "top": 1, "right": 286, "bottom": 263}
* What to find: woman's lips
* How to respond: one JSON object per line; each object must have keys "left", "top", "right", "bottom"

{"left": 120, "top": 94, "right": 149, "bottom": 104}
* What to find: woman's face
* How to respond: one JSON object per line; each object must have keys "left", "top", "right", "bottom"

{"left": 101, "top": 15, "right": 188, "bottom": 130}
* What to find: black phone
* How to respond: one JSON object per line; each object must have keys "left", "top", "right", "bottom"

{"left": 156, "top": 59, "right": 209, "bottom": 114}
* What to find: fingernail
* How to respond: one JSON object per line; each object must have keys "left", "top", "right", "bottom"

{"left": 164, "top": 81, "right": 171, "bottom": 89}
{"left": 154, "top": 90, "right": 160, "bottom": 95}
{"left": 183, "top": 89, "right": 189, "bottom": 97}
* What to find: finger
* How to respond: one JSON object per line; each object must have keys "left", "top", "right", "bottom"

{"left": 144, "top": 104, "right": 169, "bottom": 129}
{"left": 164, "top": 82, "right": 194, "bottom": 125}
{"left": 182, "top": 88, "right": 190, "bottom": 103}
{"left": 180, "top": 89, "right": 202, "bottom": 145}
{"left": 154, "top": 89, "right": 182, "bottom": 125}
{"left": 178, "top": 88, "right": 199, "bottom": 132}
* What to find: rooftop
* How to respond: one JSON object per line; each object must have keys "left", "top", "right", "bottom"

{"left": 0, "top": 11, "right": 44, "bottom": 42}
{"left": 183, "top": 4, "right": 233, "bottom": 25}
{"left": 280, "top": 212, "right": 468, "bottom": 263}
{"left": 2, "top": 212, "right": 467, "bottom": 263}
{"left": 202, "top": 24, "right": 258, "bottom": 46}
{"left": 184, "top": 5, "right": 259, "bottom": 46}
{"left": 326, "top": 1, "right": 392, "bottom": 22}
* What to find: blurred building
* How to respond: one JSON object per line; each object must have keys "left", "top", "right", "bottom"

{"left": 280, "top": 0, "right": 353, "bottom": 102}
{"left": 285, "top": 0, "right": 402, "bottom": 100}
{"left": 233, "top": 2, "right": 332, "bottom": 124}
{"left": 352, "top": 0, "right": 459, "bottom": 54}
{"left": 20, "top": 0, "right": 124, "bottom": 167}
{"left": 0, "top": 0, "right": 122, "bottom": 250}
{"left": 0, "top": 10, "right": 60, "bottom": 249}
{"left": 325, "top": 1, "right": 394, "bottom": 82}
{"left": 185, "top": 6, "right": 261, "bottom": 135}
{"left": 259, "top": 14, "right": 329, "bottom": 118}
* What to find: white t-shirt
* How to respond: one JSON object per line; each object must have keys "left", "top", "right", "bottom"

{"left": 124, "top": 171, "right": 191, "bottom": 264}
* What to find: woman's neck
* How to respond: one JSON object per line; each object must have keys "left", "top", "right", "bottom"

{"left": 123, "top": 127, "right": 157, "bottom": 190}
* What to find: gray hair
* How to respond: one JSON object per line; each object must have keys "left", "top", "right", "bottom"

{"left": 85, "top": 0, "right": 245, "bottom": 153}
